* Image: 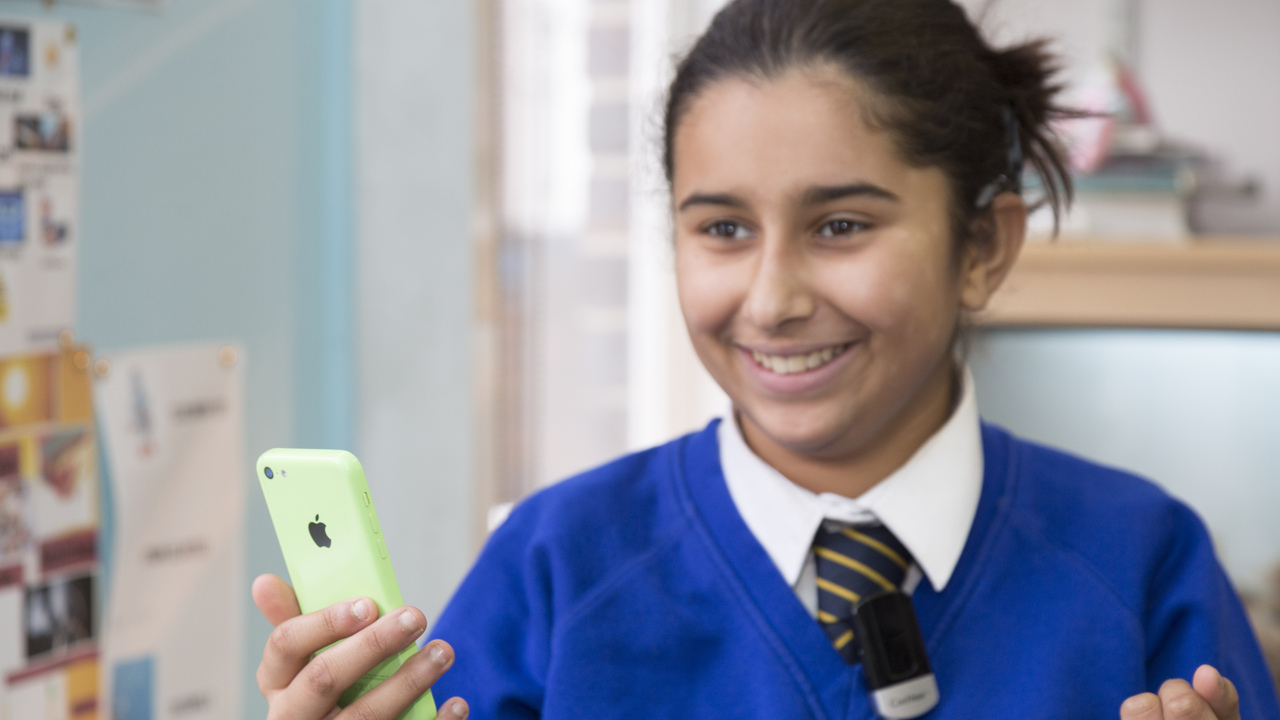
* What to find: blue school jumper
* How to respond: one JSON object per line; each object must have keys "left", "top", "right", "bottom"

{"left": 428, "top": 422, "right": 1280, "bottom": 719}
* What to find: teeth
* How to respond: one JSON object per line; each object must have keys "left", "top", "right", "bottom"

{"left": 750, "top": 344, "right": 847, "bottom": 375}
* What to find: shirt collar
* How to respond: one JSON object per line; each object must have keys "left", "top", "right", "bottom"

{"left": 718, "top": 366, "right": 984, "bottom": 592}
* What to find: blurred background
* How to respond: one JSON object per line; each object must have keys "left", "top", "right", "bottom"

{"left": 0, "top": 0, "right": 1275, "bottom": 717}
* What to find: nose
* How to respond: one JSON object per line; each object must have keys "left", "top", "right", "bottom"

{"left": 741, "top": 236, "right": 815, "bottom": 331}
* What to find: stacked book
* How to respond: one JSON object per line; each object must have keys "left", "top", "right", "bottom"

{"left": 1026, "top": 59, "right": 1203, "bottom": 242}
{"left": 1028, "top": 125, "right": 1200, "bottom": 242}
{"left": 1065, "top": 151, "right": 1195, "bottom": 241}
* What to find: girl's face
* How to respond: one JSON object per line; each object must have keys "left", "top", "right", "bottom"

{"left": 672, "top": 67, "right": 999, "bottom": 468}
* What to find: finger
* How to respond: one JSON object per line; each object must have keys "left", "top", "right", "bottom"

{"left": 436, "top": 697, "right": 470, "bottom": 719}
{"left": 339, "top": 640, "right": 466, "bottom": 720}
{"left": 1121, "top": 692, "right": 1163, "bottom": 720}
{"left": 1191, "top": 665, "right": 1241, "bottom": 720}
{"left": 258, "top": 597, "right": 378, "bottom": 693}
{"left": 253, "top": 574, "right": 303, "bottom": 627}
{"left": 1158, "top": 678, "right": 1216, "bottom": 720}
{"left": 277, "top": 606, "right": 428, "bottom": 719}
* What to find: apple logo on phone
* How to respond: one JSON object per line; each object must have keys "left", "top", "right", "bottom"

{"left": 309, "top": 514, "right": 331, "bottom": 548}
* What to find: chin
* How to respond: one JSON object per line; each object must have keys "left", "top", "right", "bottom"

{"left": 742, "top": 399, "right": 858, "bottom": 456}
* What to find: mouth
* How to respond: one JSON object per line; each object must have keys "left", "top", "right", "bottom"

{"left": 747, "top": 343, "right": 851, "bottom": 376}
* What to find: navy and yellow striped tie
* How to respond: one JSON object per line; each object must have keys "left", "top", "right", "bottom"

{"left": 813, "top": 522, "right": 913, "bottom": 663}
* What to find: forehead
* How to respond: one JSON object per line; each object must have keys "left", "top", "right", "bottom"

{"left": 671, "top": 66, "right": 921, "bottom": 198}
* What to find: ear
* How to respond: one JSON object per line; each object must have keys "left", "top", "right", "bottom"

{"left": 958, "top": 192, "right": 1026, "bottom": 312}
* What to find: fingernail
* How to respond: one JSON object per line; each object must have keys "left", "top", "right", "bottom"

{"left": 428, "top": 641, "right": 449, "bottom": 667}
{"left": 399, "top": 609, "right": 422, "bottom": 634}
{"left": 1121, "top": 693, "right": 1158, "bottom": 715}
{"left": 451, "top": 700, "right": 468, "bottom": 718}
{"left": 351, "top": 599, "right": 373, "bottom": 621}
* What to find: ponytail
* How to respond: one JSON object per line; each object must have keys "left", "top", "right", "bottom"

{"left": 986, "top": 39, "right": 1078, "bottom": 232}
{"left": 664, "top": 0, "right": 1079, "bottom": 241}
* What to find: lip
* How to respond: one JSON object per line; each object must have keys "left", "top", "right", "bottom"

{"left": 738, "top": 342, "right": 857, "bottom": 395}
{"left": 738, "top": 341, "right": 850, "bottom": 356}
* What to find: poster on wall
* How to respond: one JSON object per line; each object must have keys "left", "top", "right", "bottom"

{"left": 0, "top": 18, "right": 79, "bottom": 357}
{"left": 94, "top": 344, "right": 244, "bottom": 720}
{"left": 0, "top": 346, "right": 101, "bottom": 720}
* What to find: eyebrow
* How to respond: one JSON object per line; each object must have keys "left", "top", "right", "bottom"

{"left": 677, "top": 192, "right": 748, "bottom": 212}
{"left": 676, "top": 182, "right": 900, "bottom": 212}
{"left": 802, "top": 182, "right": 900, "bottom": 205}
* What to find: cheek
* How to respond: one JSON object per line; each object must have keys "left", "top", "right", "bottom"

{"left": 675, "top": 244, "right": 743, "bottom": 339}
{"left": 824, "top": 236, "right": 960, "bottom": 339}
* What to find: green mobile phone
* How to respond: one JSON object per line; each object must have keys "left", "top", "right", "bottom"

{"left": 257, "top": 448, "right": 436, "bottom": 720}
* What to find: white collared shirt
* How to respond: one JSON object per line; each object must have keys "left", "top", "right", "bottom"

{"left": 718, "top": 368, "right": 984, "bottom": 617}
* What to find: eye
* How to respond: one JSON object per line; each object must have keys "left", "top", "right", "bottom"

{"left": 816, "top": 218, "right": 870, "bottom": 238}
{"left": 703, "top": 220, "right": 754, "bottom": 240}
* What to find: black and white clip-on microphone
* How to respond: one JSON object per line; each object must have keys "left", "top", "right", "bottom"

{"left": 853, "top": 591, "right": 940, "bottom": 719}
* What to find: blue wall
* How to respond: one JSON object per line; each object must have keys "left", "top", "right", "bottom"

{"left": 4, "top": 0, "right": 354, "bottom": 716}
{"left": 972, "top": 329, "right": 1280, "bottom": 592}
{"left": 350, "top": 0, "right": 478, "bottom": 630}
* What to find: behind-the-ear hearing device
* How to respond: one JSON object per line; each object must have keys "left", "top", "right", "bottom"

{"left": 853, "top": 591, "right": 940, "bottom": 719}
{"left": 975, "top": 105, "right": 1025, "bottom": 209}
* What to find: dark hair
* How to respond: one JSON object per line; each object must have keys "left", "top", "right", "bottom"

{"left": 662, "top": 0, "right": 1076, "bottom": 241}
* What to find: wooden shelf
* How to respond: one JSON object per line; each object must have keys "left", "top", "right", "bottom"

{"left": 976, "top": 238, "right": 1280, "bottom": 331}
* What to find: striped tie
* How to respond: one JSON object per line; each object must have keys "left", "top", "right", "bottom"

{"left": 813, "top": 522, "right": 913, "bottom": 663}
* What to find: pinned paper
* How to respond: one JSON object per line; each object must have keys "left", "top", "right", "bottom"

{"left": 0, "top": 347, "right": 101, "bottom": 720}
{"left": 0, "top": 18, "right": 79, "bottom": 358}
{"left": 95, "top": 344, "right": 245, "bottom": 720}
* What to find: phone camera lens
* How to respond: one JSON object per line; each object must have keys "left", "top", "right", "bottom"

{"left": 264, "top": 467, "right": 274, "bottom": 479}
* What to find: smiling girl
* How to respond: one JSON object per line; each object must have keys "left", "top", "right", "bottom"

{"left": 251, "top": 1, "right": 1280, "bottom": 718}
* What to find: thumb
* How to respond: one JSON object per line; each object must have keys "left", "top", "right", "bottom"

{"left": 1192, "top": 665, "right": 1241, "bottom": 720}
{"left": 251, "top": 573, "right": 301, "bottom": 627}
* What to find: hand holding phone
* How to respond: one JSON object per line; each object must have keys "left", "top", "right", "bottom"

{"left": 252, "top": 574, "right": 468, "bottom": 720}
{"left": 253, "top": 449, "right": 468, "bottom": 720}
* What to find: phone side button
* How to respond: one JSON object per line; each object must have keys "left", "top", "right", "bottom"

{"left": 376, "top": 536, "right": 388, "bottom": 559}
{"left": 368, "top": 511, "right": 381, "bottom": 535}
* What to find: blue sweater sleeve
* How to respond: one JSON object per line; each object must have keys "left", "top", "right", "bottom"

{"left": 1144, "top": 501, "right": 1280, "bottom": 718}
{"left": 427, "top": 502, "right": 551, "bottom": 719}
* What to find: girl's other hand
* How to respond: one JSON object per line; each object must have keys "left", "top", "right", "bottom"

{"left": 251, "top": 573, "right": 469, "bottom": 720}
{"left": 1120, "top": 665, "right": 1240, "bottom": 720}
